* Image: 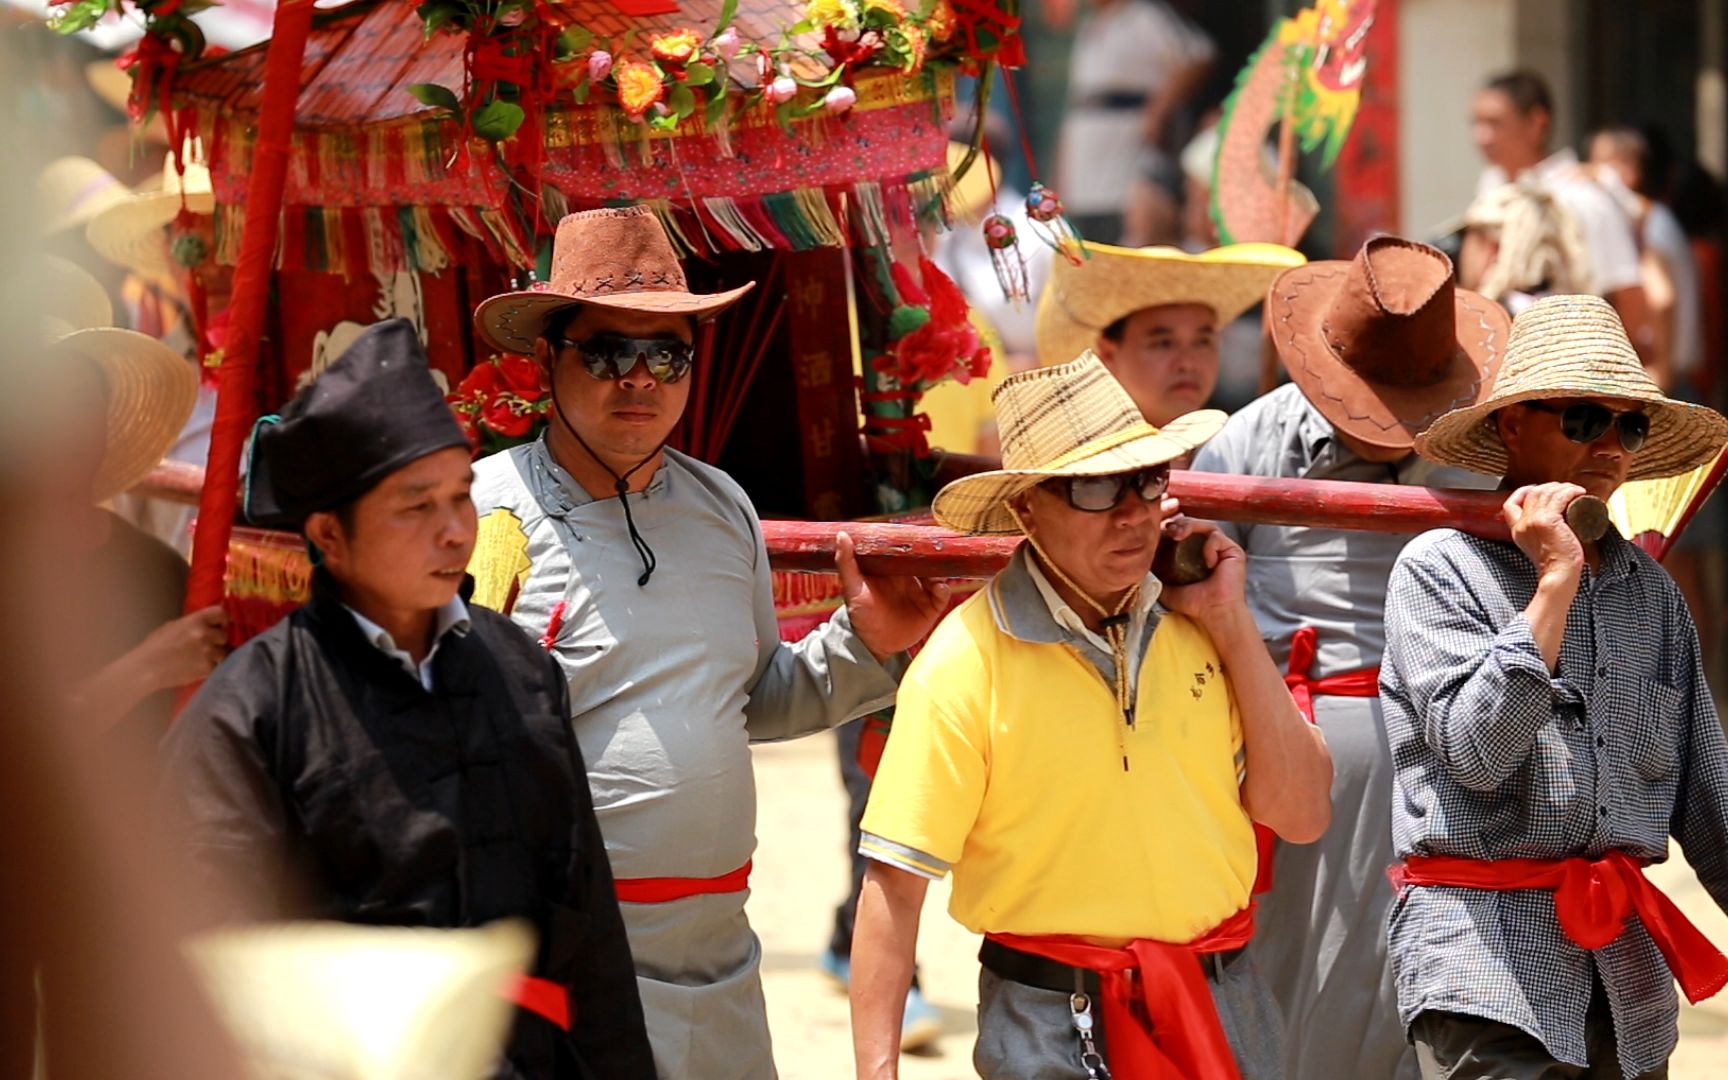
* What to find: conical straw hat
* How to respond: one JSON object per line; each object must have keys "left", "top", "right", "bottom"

{"left": 84, "top": 143, "right": 215, "bottom": 291}
{"left": 932, "top": 351, "right": 1225, "bottom": 534}
{"left": 1415, "top": 294, "right": 1728, "bottom": 480}
{"left": 38, "top": 156, "right": 131, "bottom": 237}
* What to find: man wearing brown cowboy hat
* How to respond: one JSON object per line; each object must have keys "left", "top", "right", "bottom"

{"left": 1188, "top": 236, "right": 1511, "bottom": 1080}
{"left": 1034, "top": 241, "right": 1305, "bottom": 428}
{"left": 848, "top": 352, "right": 1333, "bottom": 1079}
{"left": 467, "top": 206, "right": 950, "bottom": 1078}
{"left": 1382, "top": 294, "right": 1728, "bottom": 1080}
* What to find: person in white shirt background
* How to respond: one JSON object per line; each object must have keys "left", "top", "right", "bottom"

{"left": 1057, "top": 0, "right": 1215, "bottom": 246}
{"left": 1470, "top": 69, "right": 1655, "bottom": 368}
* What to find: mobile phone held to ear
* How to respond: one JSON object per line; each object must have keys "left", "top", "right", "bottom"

{"left": 1153, "top": 531, "right": 1211, "bottom": 586}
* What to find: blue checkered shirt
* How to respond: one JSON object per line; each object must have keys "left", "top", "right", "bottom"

{"left": 1380, "top": 526, "right": 1728, "bottom": 1078}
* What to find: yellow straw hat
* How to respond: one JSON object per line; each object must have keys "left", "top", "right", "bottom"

{"left": 1035, "top": 242, "right": 1306, "bottom": 367}
{"left": 43, "top": 259, "right": 196, "bottom": 503}
{"left": 931, "top": 351, "right": 1225, "bottom": 534}
{"left": 84, "top": 144, "right": 214, "bottom": 290}
{"left": 1415, "top": 294, "right": 1728, "bottom": 480}
{"left": 38, "top": 156, "right": 132, "bottom": 237}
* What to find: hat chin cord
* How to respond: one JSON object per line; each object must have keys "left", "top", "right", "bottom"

{"left": 1010, "top": 504, "right": 1141, "bottom": 770}
{"left": 550, "top": 379, "right": 662, "bottom": 587}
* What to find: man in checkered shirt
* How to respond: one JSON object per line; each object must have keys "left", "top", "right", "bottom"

{"left": 1382, "top": 294, "right": 1728, "bottom": 1079}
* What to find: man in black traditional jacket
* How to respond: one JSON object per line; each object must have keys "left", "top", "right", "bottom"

{"left": 159, "top": 319, "right": 653, "bottom": 1079}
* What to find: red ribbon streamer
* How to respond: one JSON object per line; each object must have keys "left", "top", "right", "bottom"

{"left": 613, "top": 860, "right": 752, "bottom": 904}
{"left": 1252, "top": 626, "right": 1378, "bottom": 894}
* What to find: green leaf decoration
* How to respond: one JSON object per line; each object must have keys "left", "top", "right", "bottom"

{"left": 560, "top": 24, "right": 593, "bottom": 54}
{"left": 774, "top": 101, "right": 796, "bottom": 136}
{"left": 406, "top": 82, "right": 463, "bottom": 113}
{"left": 714, "top": 0, "right": 739, "bottom": 34}
{"left": 473, "top": 99, "right": 526, "bottom": 141}
{"left": 48, "top": 0, "right": 112, "bottom": 34}
{"left": 572, "top": 79, "right": 591, "bottom": 105}
{"left": 668, "top": 83, "right": 697, "bottom": 119}
{"left": 705, "top": 86, "right": 730, "bottom": 128}
{"left": 684, "top": 61, "right": 716, "bottom": 86}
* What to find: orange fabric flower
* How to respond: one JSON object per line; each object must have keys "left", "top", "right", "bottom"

{"left": 862, "top": 0, "right": 906, "bottom": 18}
{"left": 649, "top": 28, "right": 702, "bottom": 65}
{"left": 615, "top": 60, "right": 666, "bottom": 118}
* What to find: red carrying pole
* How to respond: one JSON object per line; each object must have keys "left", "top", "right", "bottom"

{"left": 182, "top": 0, "right": 317, "bottom": 619}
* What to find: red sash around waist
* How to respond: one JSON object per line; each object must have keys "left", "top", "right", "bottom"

{"left": 987, "top": 905, "right": 1257, "bottom": 1080}
{"left": 504, "top": 975, "right": 571, "bottom": 1030}
{"left": 613, "top": 860, "right": 752, "bottom": 904}
{"left": 1253, "top": 627, "right": 1379, "bottom": 894}
{"left": 1390, "top": 851, "right": 1728, "bottom": 1004}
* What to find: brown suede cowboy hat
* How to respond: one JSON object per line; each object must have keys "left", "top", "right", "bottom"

{"left": 1269, "top": 236, "right": 1511, "bottom": 450}
{"left": 475, "top": 206, "right": 755, "bottom": 354}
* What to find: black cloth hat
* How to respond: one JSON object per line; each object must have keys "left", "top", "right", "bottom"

{"left": 246, "top": 319, "right": 469, "bottom": 529}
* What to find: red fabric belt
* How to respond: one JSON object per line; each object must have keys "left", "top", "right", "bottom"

{"left": 1253, "top": 627, "right": 1379, "bottom": 894}
{"left": 987, "top": 905, "right": 1257, "bottom": 1080}
{"left": 1391, "top": 851, "right": 1728, "bottom": 1005}
{"left": 614, "top": 860, "right": 752, "bottom": 904}
{"left": 504, "top": 974, "right": 571, "bottom": 1031}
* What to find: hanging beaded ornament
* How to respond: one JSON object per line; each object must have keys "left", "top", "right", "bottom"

{"left": 982, "top": 212, "right": 1029, "bottom": 303}
{"left": 1023, "top": 181, "right": 1086, "bottom": 265}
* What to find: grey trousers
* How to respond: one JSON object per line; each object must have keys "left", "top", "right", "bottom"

{"left": 1410, "top": 981, "right": 1668, "bottom": 1080}
{"left": 973, "top": 948, "right": 1285, "bottom": 1079}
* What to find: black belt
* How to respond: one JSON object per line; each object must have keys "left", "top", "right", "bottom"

{"left": 1072, "top": 90, "right": 1150, "bottom": 111}
{"left": 980, "top": 939, "right": 1102, "bottom": 995}
{"left": 979, "top": 938, "right": 1245, "bottom": 995}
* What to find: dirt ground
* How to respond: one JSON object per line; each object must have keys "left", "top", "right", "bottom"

{"left": 747, "top": 734, "right": 1728, "bottom": 1079}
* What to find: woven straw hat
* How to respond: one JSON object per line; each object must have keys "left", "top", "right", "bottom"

{"left": 1416, "top": 294, "right": 1728, "bottom": 480}
{"left": 1035, "top": 242, "right": 1306, "bottom": 367}
{"left": 38, "top": 156, "right": 132, "bottom": 237}
{"left": 47, "top": 256, "right": 115, "bottom": 331}
{"left": 932, "top": 351, "right": 1225, "bottom": 534}
{"left": 84, "top": 147, "right": 214, "bottom": 290}
{"left": 475, "top": 207, "right": 755, "bottom": 354}
{"left": 45, "top": 259, "right": 197, "bottom": 504}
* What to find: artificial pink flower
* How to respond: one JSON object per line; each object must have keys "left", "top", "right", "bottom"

{"left": 713, "top": 26, "right": 742, "bottom": 61}
{"left": 767, "top": 75, "right": 798, "bottom": 104}
{"left": 823, "top": 84, "right": 857, "bottom": 114}
{"left": 588, "top": 49, "right": 613, "bottom": 82}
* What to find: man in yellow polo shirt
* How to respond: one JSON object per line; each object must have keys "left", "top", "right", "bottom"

{"left": 848, "top": 353, "right": 1334, "bottom": 1080}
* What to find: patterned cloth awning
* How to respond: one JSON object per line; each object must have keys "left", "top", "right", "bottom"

{"left": 173, "top": 0, "right": 959, "bottom": 272}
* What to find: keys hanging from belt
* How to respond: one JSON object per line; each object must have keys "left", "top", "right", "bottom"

{"left": 1070, "top": 991, "right": 1111, "bottom": 1079}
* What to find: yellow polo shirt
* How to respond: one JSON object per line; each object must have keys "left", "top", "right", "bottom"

{"left": 859, "top": 550, "right": 1256, "bottom": 944}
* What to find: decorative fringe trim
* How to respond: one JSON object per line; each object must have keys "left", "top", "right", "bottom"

{"left": 205, "top": 173, "right": 957, "bottom": 275}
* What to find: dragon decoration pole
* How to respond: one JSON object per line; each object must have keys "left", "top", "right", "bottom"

{"left": 1212, "top": 0, "right": 1377, "bottom": 249}
{"left": 182, "top": 0, "right": 317, "bottom": 626}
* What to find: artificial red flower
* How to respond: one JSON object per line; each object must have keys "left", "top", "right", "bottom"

{"left": 482, "top": 394, "right": 538, "bottom": 438}
{"left": 495, "top": 351, "right": 545, "bottom": 396}
{"left": 615, "top": 60, "right": 665, "bottom": 119}
{"left": 649, "top": 28, "right": 702, "bottom": 65}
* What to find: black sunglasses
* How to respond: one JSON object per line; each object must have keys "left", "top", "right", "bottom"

{"left": 1042, "top": 466, "right": 1171, "bottom": 513}
{"left": 1523, "top": 401, "right": 1650, "bottom": 453}
{"left": 561, "top": 334, "right": 695, "bottom": 384}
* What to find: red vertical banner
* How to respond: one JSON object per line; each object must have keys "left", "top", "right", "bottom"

{"left": 784, "top": 249, "right": 869, "bottom": 521}
{"left": 1334, "top": 0, "right": 1400, "bottom": 255}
